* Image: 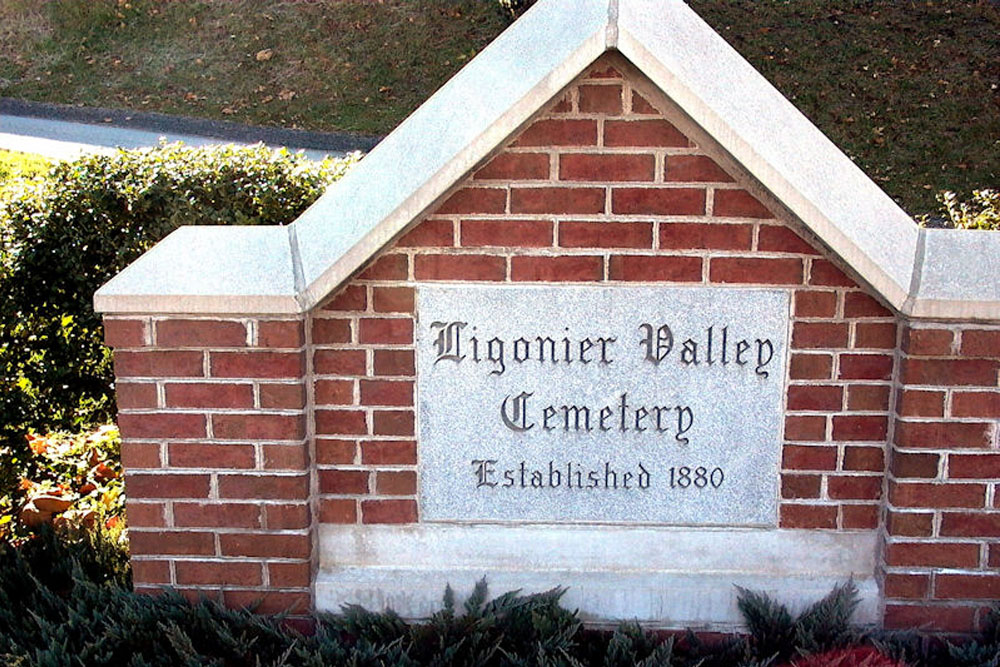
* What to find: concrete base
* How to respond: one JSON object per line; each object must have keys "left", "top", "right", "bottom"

{"left": 316, "top": 524, "right": 880, "bottom": 630}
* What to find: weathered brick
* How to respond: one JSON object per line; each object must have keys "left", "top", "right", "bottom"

{"left": 268, "top": 561, "right": 312, "bottom": 588}
{"left": 842, "top": 446, "right": 884, "bottom": 472}
{"left": 514, "top": 119, "right": 598, "bottom": 146}
{"left": 659, "top": 222, "right": 753, "bottom": 251}
{"left": 937, "top": 575, "right": 1000, "bottom": 600}
{"left": 358, "top": 318, "right": 413, "bottom": 344}
{"left": 125, "top": 501, "right": 166, "bottom": 527}
{"left": 757, "top": 226, "right": 818, "bottom": 254}
{"left": 604, "top": 120, "right": 687, "bottom": 147}
{"left": 894, "top": 420, "right": 994, "bottom": 449}
{"left": 213, "top": 414, "right": 304, "bottom": 440}
{"left": 884, "top": 573, "right": 930, "bottom": 599}
{"left": 511, "top": 256, "right": 604, "bottom": 282}
{"left": 262, "top": 444, "right": 307, "bottom": 471}
{"left": 211, "top": 352, "right": 304, "bottom": 379}
{"left": 838, "top": 354, "right": 893, "bottom": 380}
{"left": 436, "top": 187, "right": 506, "bottom": 214}
{"left": 710, "top": 257, "right": 803, "bottom": 285}
{"left": 360, "top": 380, "right": 414, "bottom": 406}
{"left": 311, "top": 318, "right": 352, "bottom": 344}
{"left": 794, "top": 291, "right": 837, "bottom": 318}
{"left": 792, "top": 322, "right": 850, "bottom": 349}
{"left": 115, "top": 351, "right": 204, "bottom": 378}
{"left": 901, "top": 358, "right": 1000, "bottom": 386}
{"left": 782, "top": 445, "right": 838, "bottom": 471}
{"left": 789, "top": 353, "right": 833, "bottom": 380}
{"left": 474, "top": 152, "right": 549, "bottom": 180}
{"left": 361, "top": 440, "right": 417, "bottom": 465}
{"left": 612, "top": 187, "right": 705, "bottom": 215}
{"left": 901, "top": 327, "right": 954, "bottom": 356}
{"left": 841, "top": 504, "right": 879, "bottom": 530}
{"left": 130, "top": 531, "right": 214, "bottom": 556}
{"left": 398, "top": 218, "right": 454, "bottom": 247}
{"left": 118, "top": 413, "right": 206, "bottom": 439}
{"left": 219, "top": 474, "right": 308, "bottom": 500}
{"left": 259, "top": 383, "right": 306, "bottom": 410}
{"left": 511, "top": 187, "right": 605, "bottom": 214}
{"left": 560, "top": 153, "right": 654, "bottom": 182}
{"left": 843, "top": 292, "right": 893, "bottom": 318}
{"left": 319, "top": 469, "right": 370, "bottom": 494}
{"left": 559, "top": 221, "right": 652, "bottom": 248}
{"left": 884, "top": 605, "right": 976, "bottom": 633}
{"left": 361, "top": 499, "right": 418, "bottom": 524}
{"left": 322, "top": 285, "right": 367, "bottom": 311}
{"left": 372, "top": 287, "right": 415, "bottom": 313}
{"left": 165, "top": 383, "right": 253, "bottom": 409}
{"left": 940, "top": 512, "right": 1000, "bottom": 537}
{"left": 257, "top": 320, "right": 304, "bottom": 348}
{"left": 885, "top": 541, "right": 981, "bottom": 567}
{"left": 809, "top": 260, "right": 857, "bottom": 287}
{"left": 358, "top": 254, "right": 408, "bottom": 281}
{"left": 608, "top": 255, "right": 702, "bottom": 282}
{"left": 315, "top": 410, "right": 367, "bottom": 436}
{"left": 220, "top": 534, "right": 310, "bottom": 559}
{"left": 122, "top": 445, "right": 164, "bottom": 474}
{"left": 316, "top": 439, "right": 356, "bottom": 465}
{"left": 414, "top": 254, "right": 506, "bottom": 281}
{"left": 890, "top": 452, "right": 939, "bottom": 479}
{"left": 223, "top": 591, "right": 310, "bottom": 615}
{"left": 827, "top": 475, "right": 881, "bottom": 500}
{"left": 315, "top": 379, "right": 354, "bottom": 406}
{"left": 952, "top": 392, "right": 1000, "bottom": 418}
{"left": 854, "top": 323, "right": 897, "bottom": 350}
{"left": 631, "top": 91, "right": 657, "bottom": 114}
{"left": 780, "top": 504, "right": 837, "bottom": 529}
{"left": 265, "top": 503, "right": 310, "bottom": 529}
{"left": 132, "top": 560, "right": 171, "bottom": 585}
{"left": 781, "top": 474, "right": 821, "bottom": 499}
{"left": 173, "top": 502, "right": 260, "bottom": 528}
{"left": 786, "top": 385, "right": 843, "bottom": 411}
{"left": 890, "top": 482, "right": 985, "bottom": 509}
{"left": 104, "top": 319, "right": 146, "bottom": 348}
{"left": 117, "top": 382, "right": 158, "bottom": 409}
{"left": 314, "top": 349, "right": 366, "bottom": 375}
{"left": 157, "top": 320, "right": 246, "bottom": 348}
{"left": 376, "top": 470, "right": 417, "bottom": 496}
{"left": 169, "top": 443, "right": 255, "bottom": 469}
{"left": 713, "top": 190, "right": 771, "bottom": 218}
{"left": 846, "top": 385, "right": 890, "bottom": 412}
{"left": 785, "top": 415, "right": 826, "bottom": 441}
{"left": 461, "top": 219, "right": 552, "bottom": 247}
{"left": 374, "top": 349, "right": 414, "bottom": 376}
{"left": 176, "top": 560, "right": 262, "bottom": 587}
{"left": 962, "top": 330, "right": 1000, "bottom": 357}
{"left": 664, "top": 155, "right": 733, "bottom": 183}
{"left": 578, "top": 84, "right": 622, "bottom": 114}
{"left": 948, "top": 454, "right": 1000, "bottom": 479}
{"left": 320, "top": 499, "right": 358, "bottom": 523}
{"left": 887, "top": 510, "right": 933, "bottom": 537}
{"left": 373, "top": 410, "right": 414, "bottom": 436}
{"left": 896, "top": 390, "right": 945, "bottom": 417}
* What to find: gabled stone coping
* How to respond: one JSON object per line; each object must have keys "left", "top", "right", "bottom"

{"left": 94, "top": 0, "right": 999, "bottom": 320}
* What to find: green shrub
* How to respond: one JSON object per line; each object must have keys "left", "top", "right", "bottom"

{"left": 0, "top": 144, "right": 356, "bottom": 480}
{"left": 497, "top": 0, "right": 537, "bottom": 20}
{"left": 0, "top": 150, "right": 52, "bottom": 186}
{"left": 937, "top": 190, "right": 1000, "bottom": 231}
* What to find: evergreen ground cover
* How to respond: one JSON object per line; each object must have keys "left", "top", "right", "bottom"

{"left": 0, "top": 0, "right": 996, "bottom": 217}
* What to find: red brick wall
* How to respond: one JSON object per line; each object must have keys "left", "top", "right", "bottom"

{"left": 106, "top": 316, "right": 313, "bottom": 615}
{"left": 884, "top": 323, "right": 1000, "bottom": 632}
{"left": 312, "top": 58, "right": 895, "bottom": 536}
{"left": 103, "top": 55, "right": 999, "bottom": 631}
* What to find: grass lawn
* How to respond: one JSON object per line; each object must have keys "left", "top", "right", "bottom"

{"left": 0, "top": 0, "right": 996, "bottom": 216}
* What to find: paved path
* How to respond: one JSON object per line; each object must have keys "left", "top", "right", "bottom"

{"left": 0, "top": 98, "right": 380, "bottom": 161}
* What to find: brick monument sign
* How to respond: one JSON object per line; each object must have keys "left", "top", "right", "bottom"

{"left": 96, "top": 0, "right": 1000, "bottom": 631}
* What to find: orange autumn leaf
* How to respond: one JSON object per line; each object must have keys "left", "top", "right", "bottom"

{"left": 18, "top": 478, "right": 36, "bottom": 492}
{"left": 26, "top": 434, "right": 49, "bottom": 455}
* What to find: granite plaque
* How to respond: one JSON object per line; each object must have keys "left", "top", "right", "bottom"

{"left": 417, "top": 285, "right": 790, "bottom": 526}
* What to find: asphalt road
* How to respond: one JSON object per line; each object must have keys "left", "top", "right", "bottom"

{"left": 0, "top": 97, "right": 380, "bottom": 160}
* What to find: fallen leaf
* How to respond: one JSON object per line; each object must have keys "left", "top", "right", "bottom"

{"left": 32, "top": 494, "right": 74, "bottom": 513}
{"left": 278, "top": 89, "right": 295, "bottom": 101}
{"left": 256, "top": 48, "right": 274, "bottom": 62}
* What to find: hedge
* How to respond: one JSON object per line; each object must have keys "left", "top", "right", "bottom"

{"left": 0, "top": 143, "right": 356, "bottom": 498}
